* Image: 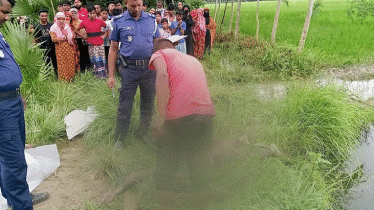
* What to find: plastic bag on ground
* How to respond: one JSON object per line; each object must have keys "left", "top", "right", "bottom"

{"left": 0, "top": 144, "right": 60, "bottom": 210}
{"left": 64, "top": 106, "right": 98, "bottom": 140}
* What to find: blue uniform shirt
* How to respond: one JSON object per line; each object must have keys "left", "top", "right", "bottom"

{"left": 170, "top": 21, "right": 187, "bottom": 43}
{"left": 110, "top": 11, "right": 160, "bottom": 60}
{"left": 0, "top": 32, "right": 23, "bottom": 92}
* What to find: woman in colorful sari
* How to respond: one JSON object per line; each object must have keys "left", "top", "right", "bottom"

{"left": 191, "top": 8, "right": 206, "bottom": 59}
{"left": 50, "top": 12, "right": 78, "bottom": 81}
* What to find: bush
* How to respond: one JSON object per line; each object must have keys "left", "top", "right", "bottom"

{"left": 258, "top": 46, "right": 319, "bottom": 80}
{"left": 185, "top": 0, "right": 204, "bottom": 9}
{"left": 276, "top": 85, "right": 372, "bottom": 165}
{"left": 12, "top": 0, "right": 60, "bottom": 23}
{"left": 347, "top": 0, "right": 374, "bottom": 21}
{"left": 1, "top": 21, "right": 51, "bottom": 92}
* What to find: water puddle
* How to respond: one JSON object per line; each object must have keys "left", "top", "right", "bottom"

{"left": 345, "top": 125, "right": 374, "bottom": 209}
{"left": 255, "top": 79, "right": 374, "bottom": 102}
{"left": 253, "top": 78, "right": 374, "bottom": 208}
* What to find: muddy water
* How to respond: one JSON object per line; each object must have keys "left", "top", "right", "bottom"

{"left": 253, "top": 78, "right": 374, "bottom": 209}
{"left": 345, "top": 126, "right": 374, "bottom": 210}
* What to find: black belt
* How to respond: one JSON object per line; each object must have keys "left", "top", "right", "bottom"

{"left": 87, "top": 32, "right": 102, "bottom": 37}
{"left": 123, "top": 57, "right": 150, "bottom": 66}
{"left": 0, "top": 88, "right": 20, "bottom": 101}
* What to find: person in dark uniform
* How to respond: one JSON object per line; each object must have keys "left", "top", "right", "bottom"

{"left": 0, "top": 0, "right": 48, "bottom": 209}
{"left": 107, "top": 0, "right": 160, "bottom": 148}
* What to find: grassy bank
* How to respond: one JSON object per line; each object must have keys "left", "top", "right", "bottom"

{"left": 6, "top": 8, "right": 374, "bottom": 208}
{"left": 21, "top": 49, "right": 374, "bottom": 210}
{"left": 208, "top": 0, "right": 374, "bottom": 66}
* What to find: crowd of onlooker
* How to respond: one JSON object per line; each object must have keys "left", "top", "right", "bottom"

{"left": 29, "top": 0, "right": 217, "bottom": 82}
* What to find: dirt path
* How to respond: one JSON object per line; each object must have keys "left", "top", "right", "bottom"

{"left": 31, "top": 140, "right": 109, "bottom": 210}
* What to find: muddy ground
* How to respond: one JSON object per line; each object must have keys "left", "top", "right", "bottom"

{"left": 32, "top": 140, "right": 109, "bottom": 210}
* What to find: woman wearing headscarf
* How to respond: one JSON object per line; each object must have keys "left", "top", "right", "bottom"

{"left": 50, "top": 12, "right": 78, "bottom": 81}
{"left": 204, "top": 7, "right": 217, "bottom": 50}
{"left": 182, "top": 5, "right": 194, "bottom": 56}
{"left": 70, "top": 7, "right": 91, "bottom": 72}
{"left": 191, "top": 8, "right": 206, "bottom": 59}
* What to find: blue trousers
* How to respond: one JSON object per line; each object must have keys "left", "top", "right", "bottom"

{"left": 115, "top": 63, "right": 156, "bottom": 142}
{"left": 0, "top": 96, "right": 33, "bottom": 210}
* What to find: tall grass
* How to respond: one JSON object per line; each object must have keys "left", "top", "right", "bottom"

{"left": 209, "top": 0, "right": 374, "bottom": 66}
{"left": 1, "top": 21, "right": 51, "bottom": 92}
{"left": 276, "top": 85, "right": 372, "bottom": 165}
{"left": 20, "top": 72, "right": 373, "bottom": 209}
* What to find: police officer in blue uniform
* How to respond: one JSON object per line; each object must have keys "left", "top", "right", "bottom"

{"left": 107, "top": 0, "right": 160, "bottom": 146}
{"left": 0, "top": 0, "right": 49, "bottom": 208}
{"left": 0, "top": 0, "right": 34, "bottom": 209}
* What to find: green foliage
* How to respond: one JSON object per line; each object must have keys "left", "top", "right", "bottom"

{"left": 347, "top": 0, "right": 374, "bottom": 21}
{"left": 258, "top": 46, "right": 318, "bottom": 80}
{"left": 0, "top": 21, "right": 51, "bottom": 91}
{"left": 13, "top": 0, "right": 59, "bottom": 23}
{"left": 207, "top": 31, "right": 322, "bottom": 82}
{"left": 185, "top": 0, "right": 204, "bottom": 9}
{"left": 209, "top": 0, "right": 374, "bottom": 66}
{"left": 276, "top": 85, "right": 372, "bottom": 165}
{"left": 312, "top": 0, "right": 323, "bottom": 16}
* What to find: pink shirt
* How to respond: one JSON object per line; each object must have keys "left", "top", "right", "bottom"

{"left": 79, "top": 18, "right": 106, "bottom": 46}
{"left": 149, "top": 49, "right": 215, "bottom": 120}
{"left": 78, "top": 7, "right": 88, "bottom": 20}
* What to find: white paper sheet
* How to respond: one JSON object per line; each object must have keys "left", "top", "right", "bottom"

{"left": 0, "top": 144, "right": 60, "bottom": 210}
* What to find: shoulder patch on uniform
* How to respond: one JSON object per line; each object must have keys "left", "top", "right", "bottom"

{"left": 113, "top": 14, "right": 124, "bottom": 21}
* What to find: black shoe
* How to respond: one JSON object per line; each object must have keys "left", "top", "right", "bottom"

{"left": 31, "top": 192, "right": 49, "bottom": 205}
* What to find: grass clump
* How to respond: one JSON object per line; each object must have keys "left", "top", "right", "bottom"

{"left": 276, "top": 85, "right": 372, "bottom": 164}
{"left": 1, "top": 21, "right": 51, "bottom": 92}
{"left": 206, "top": 32, "right": 322, "bottom": 83}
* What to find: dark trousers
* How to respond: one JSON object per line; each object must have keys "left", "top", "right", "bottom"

{"left": 154, "top": 115, "right": 214, "bottom": 192}
{"left": 115, "top": 60, "right": 156, "bottom": 142}
{"left": 76, "top": 38, "right": 90, "bottom": 72}
{"left": 0, "top": 96, "right": 33, "bottom": 210}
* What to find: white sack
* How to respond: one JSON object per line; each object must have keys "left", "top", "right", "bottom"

{"left": 0, "top": 144, "right": 60, "bottom": 210}
{"left": 64, "top": 106, "right": 98, "bottom": 140}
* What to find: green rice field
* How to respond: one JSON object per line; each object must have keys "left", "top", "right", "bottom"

{"left": 208, "top": 0, "right": 374, "bottom": 65}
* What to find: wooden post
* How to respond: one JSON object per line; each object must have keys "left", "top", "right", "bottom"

{"left": 229, "top": 0, "right": 234, "bottom": 32}
{"left": 256, "top": 0, "right": 260, "bottom": 39}
{"left": 217, "top": 0, "right": 221, "bottom": 23}
{"left": 298, "top": 0, "right": 315, "bottom": 52}
{"left": 234, "top": 0, "right": 241, "bottom": 38}
{"left": 221, "top": 0, "right": 230, "bottom": 26}
{"left": 214, "top": 0, "right": 218, "bottom": 20}
{"left": 271, "top": 0, "right": 281, "bottom": 43}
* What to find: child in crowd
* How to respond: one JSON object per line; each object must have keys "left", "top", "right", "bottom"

{"left": 76, "top": 5, "right": 107, "bottom": 78}
{"left": 57, "top": 2, "right": 64, "bottom": 12}
{"left": 149, "top": 7, "right": 155, "bottom": 14}
{"left": 159, "top": 18, "right": 171, "bottom": 38}
{"left": 100, "top": 8, "right": 111, "bottom": 66}
{"left": 155, "top": 11, "right": 162, "bottom": 30}
{"left": 167, "top": 4, "right": 176, "bottom": 23}
{"left": 170, "top": 11, "right": 187, "bottom": 54}
{"left": 94, "top": 3, "right": 102, "bottom": 18}
{"left": 164, "top": 9, "right": 169, "bottom": 19}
